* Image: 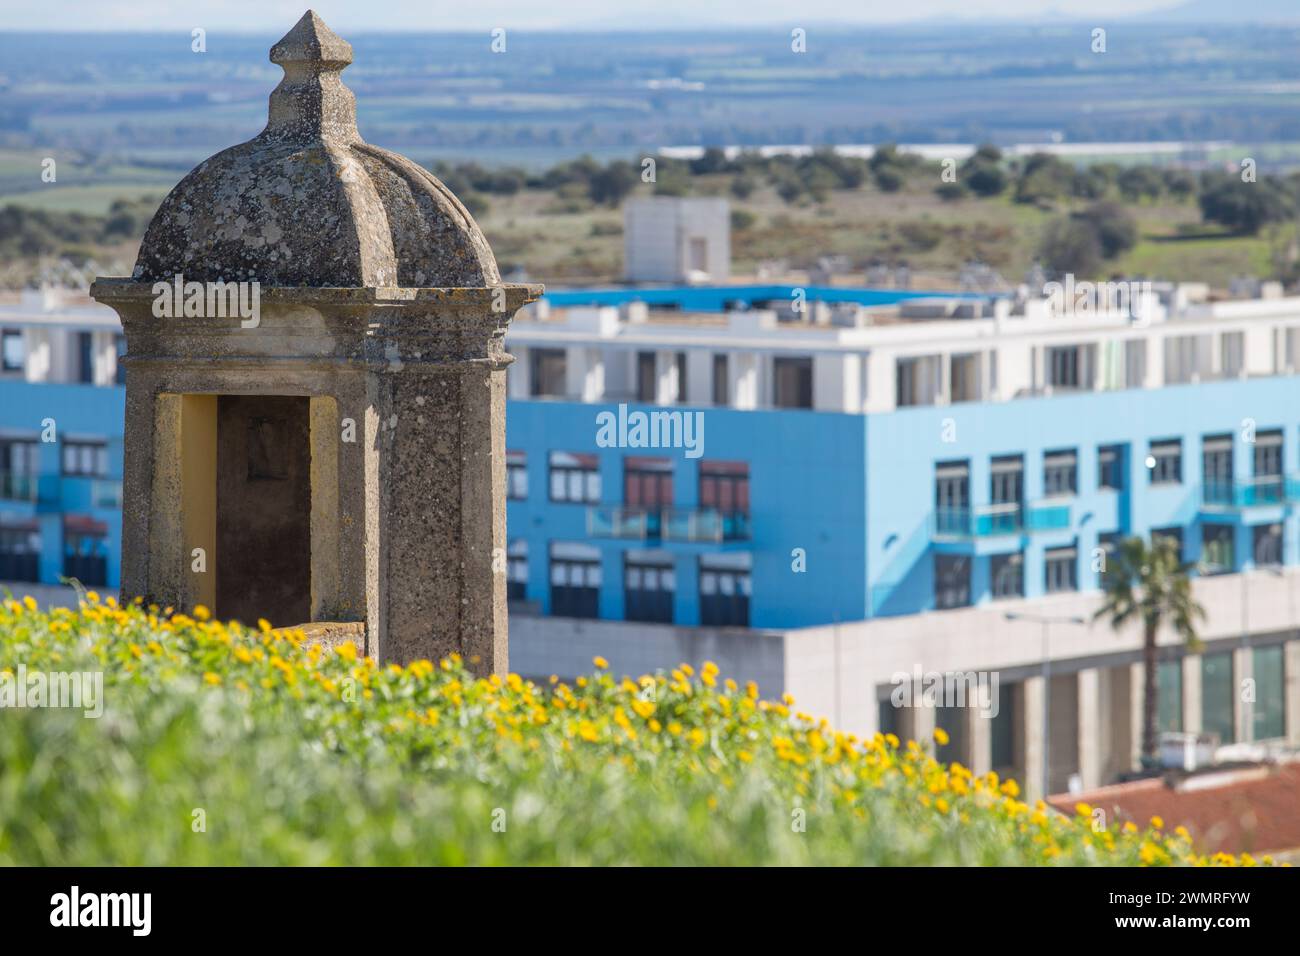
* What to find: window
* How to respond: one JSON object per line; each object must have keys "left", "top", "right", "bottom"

{"left": 1252, "top": 645, "right": 1286, "bottom": 741}
{"left": 699, "top": 460, "right": 749, "bottom": 517}
{"left": 1047, "top": 345, "right": 1081, "bottom": 389}
{"left": 529, "top": 348, "right": 567, "bottom": 397}
{"left": 896, "top": 355, "right": 941, "bottom": 407}
{"left": 950, "top": 353, "right": 980, "bottom": 403}
{"left": 0, "top": 439, "right": 39, "bottom": 501}
{"left": 506, "top": 450, "right": 528, "bottom": 500}
{"left": 1220, "top": 331, "right": 1244, "bottom": 378}
{"left": 1042, "top": 449, "right": 1077, "bottom": 497}
{"left": 699, "top": 554, "right": 750, "bottom": 627}
{"left": 1157, "top": 659, "right": 1183, "bottom": 733}
{"left": 1, "top": 330, "right": 23, "bottom": 372}
{"left": 77, "top": 332, "right": 95, "bottom": 384}
{"left": 1253, "top": 523, "right": 1283, "bottom": 567}
{"left": 990, "top": 552, "right": 1024, "bottom": 599}
{"left": 61, "top": 440, "right": 108, "bottom": 478}
{"left": 1201, "top": 524, "right": 1234, "bottom": 574}
{"left": 63, "top": 519, "right": 108, "bottom": 587}
{"left": 1148, "top": 439, "right": 1181, "bottom": 485}
{"left": 624, "top": 456, "right": 673, "bottom": 509}
{"left": 1254, "top": 430, "right": 1283, "bottom": 504}
{"left": 674, "top": 352, "right": 687, "bottom": 403}
{"left": 550, "top": 544, "right": 601, "bottom": 619}
{"left": 990, "top": 455, "right": 1023, "bottom": 506}
{"left": 1201, "top": 434, "right": 1233, "bottom": 505}
{"left": 773, "top": 356, "right": 813, "bottom": 409}
{"left": 1124, "top": 339, "right": 1146, "bottom": 389}
{"left": 548, "top": 451, "right": 600, "bottom": 504}
{"left": 934, "top": 554, "right": 971, "bottom": 609}
{"left": 1098, "top": 444, "right": 1124, "bottom": 491}
{"left": 1164, "top": 334, "right": 1210, "bottom": 385}
{"left": 506, "top": 540, "right": 528, "bottom": 602}
{"left": 624, "top": 552, "right": 675, "bottom": 623}
{"left": 0, "top": 524, "right": 39, "bottom": 582}
{"left": 934, "top": 460, "right": 970, "bottom": 536}
{"left": 712, "top": 354, "right": 728, "bottom": 406}
{"left": 1201, "top": 652, "right": 1235, "bottom": 744}
{"left": 1152, "top": 526, "right": 1184, "bottom": 559}
{"left": 636, "top": 351, "right": 657, "bottom": 402}
{"left": 1044, "top": 546, "right": 1077, "bottom": 593}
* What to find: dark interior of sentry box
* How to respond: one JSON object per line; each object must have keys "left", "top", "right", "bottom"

{"left": 215, "top": 395, "right": 311, "bottom": 627}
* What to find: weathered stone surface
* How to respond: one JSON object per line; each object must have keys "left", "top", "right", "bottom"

{"left": 92, "top": 11, "right": 542, "bottom": 677}
{"left": 132, "top": 10, "right": 500, "bottom": 289}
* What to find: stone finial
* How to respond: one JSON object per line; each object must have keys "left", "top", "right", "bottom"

{"left": 127, "top": 9, "right": 501, "bottom": 288}
{"left": 265, "top": 10, "right": 359, "bottom": 144}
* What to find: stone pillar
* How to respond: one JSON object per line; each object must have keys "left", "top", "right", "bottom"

{"left": 1286, "top": 640, "right": 1300, "bottom": 748}
{"left": 1128, "top": 661, "right": 1145, "bottom": 769}
{"left": 1235, "top": 646, "right": 1254, "bottom": 743}
{"left": 1182, "top": 653, "right": 1203, "bottom": 734}
{"left": 964, "top": 702, "right": 993, "bottom": 776}
{"left": 1022, "top": 675, "right": 1046, "bottom": 803}
{"left": 370, "top": 290, "right": 532, "bottom": 672}
{"left": 1076, "top": 667, "right": 1102, "bottom": 791}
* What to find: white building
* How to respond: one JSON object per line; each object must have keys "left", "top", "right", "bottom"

{"left": 623, "top": 197, "right": 731, "bottom": 284}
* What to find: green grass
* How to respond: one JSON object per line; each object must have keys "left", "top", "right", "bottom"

{"left": 0, "top": 596, "right": 1266, "bottom": 866}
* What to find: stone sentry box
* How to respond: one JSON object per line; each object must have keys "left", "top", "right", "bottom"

{"left": 90, "top": 11, "right": 541, "bottom": 675}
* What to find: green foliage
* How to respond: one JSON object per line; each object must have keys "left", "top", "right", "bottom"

{"left": 1198, "top": 172, "right": 1294, "bottom": 235}
{"left": 0, "top": 598, "right": 1251, "bottom": 866}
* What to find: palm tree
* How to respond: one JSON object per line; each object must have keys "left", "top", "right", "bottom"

{"left": 1094, "top": 535, "right": 1206, "bottom": 767}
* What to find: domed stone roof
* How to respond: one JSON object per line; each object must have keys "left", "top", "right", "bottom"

{"left": 132, "top": 10, "right": 501, "bottom": 288}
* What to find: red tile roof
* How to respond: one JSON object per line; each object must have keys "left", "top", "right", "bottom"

{"left": 1047, "top": 762, "right": 1300, "bottom": 857}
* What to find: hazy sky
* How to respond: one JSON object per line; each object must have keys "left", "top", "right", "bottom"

{"left": 2, "top": 0, "right": 1188, "bottom": 32}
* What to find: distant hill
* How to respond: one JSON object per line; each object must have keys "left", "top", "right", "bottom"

{"left": 1162, "top": 0, "right": 1300, "bottom": 21}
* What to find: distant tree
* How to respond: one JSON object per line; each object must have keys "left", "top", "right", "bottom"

{"left": 1038, "top": 215, "right": 1102, "bottom": 277}
{"left": 1014, "top": 152, "right": 1075, "bottom": 205}
{"left": 873, "top": 164, "right": 905, "bottom": 193}
{"left": 1162, "top": 168, "right": 1197, "bottom": 202}
{"left": 1095, "top": 536, "right": 1205, "bottom": 767}
{"left": 935, "top": 180, "right": 967, "bottom": 202}
{"left": 1077, "top": 201, "right": 1139, "bottom": 259}
{"left": 730, "top": 209, "right": 756, "bottom": 231}
{"left": 1117, "top": 165, "right": 1165, "bottom": 203}
{"left": 960, "top": 143, "right": 1007, "bottom": 197}
{"left": 689, "top": 147, "right": 733, "bottom": 176}
{"left": 1199, "top": 173, "right": 1293, "bottom": 235}
{"left": 730, "top": 174, "right": 757, "bottom": 199}
{"left": 587, "top": 162, "right": 637, "bottom": 206}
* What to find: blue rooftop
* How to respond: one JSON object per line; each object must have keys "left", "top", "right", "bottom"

{"left": 541, "top": 285, "right": 975, "bottom": 312}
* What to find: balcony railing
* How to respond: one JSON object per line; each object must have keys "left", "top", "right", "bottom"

{"left": 1200, "top": 475, "right": 1294, "bottom": 511}
{"left": 587, "top": 506, "right": 751, "bottom": 543}
{"left": 932, "top": 501, "right": 1070, "bottom": 540}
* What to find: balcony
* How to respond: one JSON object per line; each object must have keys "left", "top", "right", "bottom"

{"left": 1200, "top": 476, "right": 1295, "bottom": 512}
{"left": 587, "top": 506, "right": 751, "bottom": 543}
{"left": 932, "top": 502, "right": 1071, "bottom": 541}
{"left": 36, "top": 475, "right": 124, "bottom": 513}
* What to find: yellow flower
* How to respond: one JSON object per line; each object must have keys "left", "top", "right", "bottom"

{"left": 933, "top": 727, "right": 950, "bottom": 747}
{"left": 1150, "top": 815, "right": 1164, "bottom": 830}
{"left": 193, "top": 604, "right": 211, "bottom": 621}
{"left": 335, "top": 641, "right": 358, "bottom": 663}
{"left": 592, "top": 656, "right": 609, "bottom": 670}
{"left": 203, "top": 672, "right": 221, "bottom": 685}
{"left": 935, "top": 797, "right": 950, "bottom": 814}
{"left": 577, "top": 720, "right": 599, "bottom": 742}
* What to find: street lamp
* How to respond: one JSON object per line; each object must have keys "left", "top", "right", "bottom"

{"left": 1005, "top": 611, "right": 1087, "bottom": 800}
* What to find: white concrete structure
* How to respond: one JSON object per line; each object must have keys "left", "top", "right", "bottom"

{"left": 515, "top": 567, "right": 1300, "bottom": 802}
{"left": 0, "top": 289, "right": 123, "bottom": 387}
{"left": 509, "top": 285, "right": 1300, "bottom": 414}
{"left": 623, "top": 197, "right": 731, "bottom": 284}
